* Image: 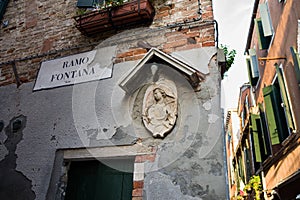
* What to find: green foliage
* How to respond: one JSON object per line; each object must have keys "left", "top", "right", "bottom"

{"left": 94, "top": 0, "right": 125, "bottom": 9}
{"left": 105, "top": 0, "right": 125, "bottom": 7}
{"left": 233, "top": 175, "right": 262, "bottom": 200}
{"left": 220, "top": 44, "right": 237, "bottom": 77}
{"left": 247, "top": 175, "right": 262, "bottom": 200}
{"left": 235, "top": 175, "right": 262, "bottom": 200}
{"left": 76, "top": 8, "right": 87, "bottom": 15}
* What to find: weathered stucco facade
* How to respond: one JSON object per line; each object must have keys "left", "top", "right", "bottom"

{"left": 0, "top": 0, "right": 226, "bottom": 199}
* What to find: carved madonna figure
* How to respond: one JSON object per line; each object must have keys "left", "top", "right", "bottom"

{"left": 142, "top": 81, "right": 178, "bottom": 138}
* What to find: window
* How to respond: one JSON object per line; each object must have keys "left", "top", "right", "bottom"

{"left": 255, "top": 19, "right": 272, "bottom": 50}
{"left": 241, "top": 95, "right": 249, "bottom": 129}
{"left": 254, "top": 3, "right": 273, "bottom": 50}
{"left": 237, "top": 155, "right": 245, "bottom": 183}
{"left": 243, "top": 145, "right": 252, "bottom": 182}
{"left": 77, "top": 0, "right": 104, "bottom": 8}
{"left": 65, "top": 159, "right": 134, "bottom": 200}
{"left": 0, "top": 0, "right": 9, "bottom": 21}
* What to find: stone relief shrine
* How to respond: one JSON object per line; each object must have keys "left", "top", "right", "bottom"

{"left": 118, "top": 48, "right": 207, "bottom": 140}
{"left": 142, "top": 80, "right": 177, "bottom": 138}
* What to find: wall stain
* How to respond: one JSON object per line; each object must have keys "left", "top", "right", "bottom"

{"left": 0, "top": 115, "right": 36, "bottom": 200}
{"left": 208, "top": 161, "right": 222, "bottom": 176}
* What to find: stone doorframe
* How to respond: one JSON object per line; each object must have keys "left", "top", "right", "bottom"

{"left": 46, "top": 144, "right": 156, "bottom": 200}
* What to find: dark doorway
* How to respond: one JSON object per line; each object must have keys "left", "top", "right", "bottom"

{"left": 65, "top": 159, "right": 134, "bottom": 200}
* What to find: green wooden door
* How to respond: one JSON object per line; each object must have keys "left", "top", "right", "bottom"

{"left": 65, "top": 160, "right": 133, "bottom": 200}
{"left": 96, "top": 162, "right": 133, "bottom": 200}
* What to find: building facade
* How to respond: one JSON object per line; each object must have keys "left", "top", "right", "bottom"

{"left": 226, "top": 0, "right": 300, "bottom": 199}
{"left": 225, "top": 108, "right": 240, "bottom": 198}
{"left": 0, "top": 0, "right": 226, "bottom": 200}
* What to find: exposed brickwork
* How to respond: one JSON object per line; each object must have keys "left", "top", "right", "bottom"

{"left": 131, "top": 145, "right": 158, "bottom": 199}
{"left": 132, "top": 197, "right": 143, "bottom": 200}
{"left": 135, "top": 154, "right": 156, "bottom": 163}
{"left": 0, "top": 0, "right": 215, "bottom": 87}
{"left": 116, "top": 48, "right": 148, "bottom": 63}
{"left": 133, "top": 181, "right": 144, "bottom": 189}
{"left": 163, "top": 24, "right": 215, "bottom": 52}
{"left": 0, "top": 64, "right": 14, "bottom": 86}
{"left": 132, "top": 188, "right": 143, "bottom": 197}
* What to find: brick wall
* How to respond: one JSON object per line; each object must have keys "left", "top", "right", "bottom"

{"left": 0, "top": 0, "right": 215, "bottom": 87}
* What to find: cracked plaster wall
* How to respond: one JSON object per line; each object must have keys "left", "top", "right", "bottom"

{"left": 0, "top": 47, "right": 225, "bottom": 200}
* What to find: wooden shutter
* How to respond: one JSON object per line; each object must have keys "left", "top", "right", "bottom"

{"left": 259, "top": 3, "right": 273, "bottom": 37}
{"left": 263, "top": 85, "right": 289, "bottom": 145}
{"left": 238, "top": 156, "right": 245, "bottom": 182}
{"left": 255, "top": 18, "right": 272, "bottom": 50}
{"left": 243, "top": 146, "right": 251, "bottom": 182}
{"left": 290, "top": 47, "right": 300, "bottom": 87}
{"left": 77, "top": 0, "right": 95, "bottom": 8}
{"left": 258, "top": 104, "right": 271, "bottom": 158}
{"left": 246, "top": 58, "right": 258, "bottom": 86}
{"left": 250, "top": 114, "right": 262, "bottom": 162}
{"left": 249, "top": 49, "right": 260, "bottom": 78}
{"left": 275, "top": 64, "right": 294, "bottom": 130}
{"left": 0, "top": 0, "right": 9, "bottom": 21}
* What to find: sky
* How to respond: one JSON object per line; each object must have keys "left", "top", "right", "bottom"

{"left": 213, "top": 1, "right": 254, "bottom": 111}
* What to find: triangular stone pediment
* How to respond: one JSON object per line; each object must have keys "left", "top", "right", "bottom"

{"left": 119, "top": 48, "right": 204, "bottom": 93}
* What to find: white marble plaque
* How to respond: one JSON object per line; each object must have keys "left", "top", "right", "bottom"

{"left": 33, "top": 46, "right": 117, "bottom": 91}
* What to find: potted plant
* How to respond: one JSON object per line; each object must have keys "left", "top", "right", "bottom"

{"left": 243, "top": 175, "right": 262, "bottom": 200}
{"left": 74, "top": 0, "right": 155, "bottom": 36}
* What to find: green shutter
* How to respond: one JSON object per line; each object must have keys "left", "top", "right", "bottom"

{"left": 77, "top": 0, "right": 95, "bottom": 8}
{"left": 275, "top": 64, "right": 294, "bottom": 130}
{"left": 259, "top": 3, "right": 273, "bottom": 37}
{"left": 263, "top": 85, "right": 289, "bottom": 145}
{"left": 290, "top": 47, "right": 300, "bottom": 87}
{"left": 255, "top": 18, "right": 272, "bottom": 50}
{"left": 238, "top": 156, "right": 245, "bottom": 182}
{"left": 250, "top": 114, "right": 262, "bottom": 162}
{"left": 0, "top": 0, "right": 9, "bottom": 21}
{"left": 244, "top": 147, "right": 251, "bottom": 182}
{"left": 258, "top": 104, "right": 271, "bottom": 158}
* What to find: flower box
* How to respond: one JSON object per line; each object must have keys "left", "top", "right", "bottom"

{"left": 74, "top": 0, "right": 155, "bottom": 36}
